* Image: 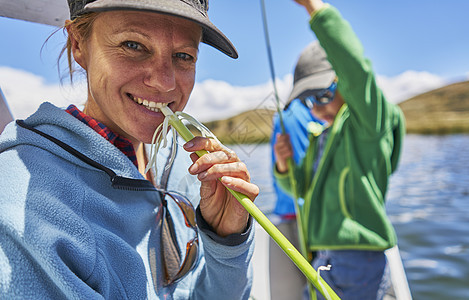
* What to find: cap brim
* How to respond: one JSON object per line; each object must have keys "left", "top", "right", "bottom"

{"left": 83, "top": 0, "right": 238, "bottom": 58}
{"left": 288, "top": 69, "right": 336, "bottom": 102}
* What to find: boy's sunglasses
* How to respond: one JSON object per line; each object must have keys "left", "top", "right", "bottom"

{"left": 151, "top": 189, "right": 199, "bottom": 287}
{"left": 301, "top": 78, "right": 338, "bottom": 109}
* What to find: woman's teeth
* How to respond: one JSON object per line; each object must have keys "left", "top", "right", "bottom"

{"left": 130, "top": 94, "right": 167, "bottom": 112}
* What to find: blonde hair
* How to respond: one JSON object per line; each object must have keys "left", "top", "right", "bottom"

{"left": 59, "top": 13, "right": 99, "bottom": 82}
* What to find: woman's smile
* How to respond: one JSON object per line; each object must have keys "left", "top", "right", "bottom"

{"left": 127, "top": 93, "right": 170, "bottom": 112}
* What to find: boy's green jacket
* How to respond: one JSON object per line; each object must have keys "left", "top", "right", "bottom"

{"left": 274, "top": 5, "right": 406, "bottom": 251}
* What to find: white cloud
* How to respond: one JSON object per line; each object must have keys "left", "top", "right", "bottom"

{"left": 0, "top": 66, "right": 454, "bottom": 123}
{"left": 377, "top": 70, "right": 448, "bottom": 104}
{"left": 185, "top": 74, "right": 293, "bottom": 122}
{"left": 0, "top": 66, "right": 86, "bottom": 120}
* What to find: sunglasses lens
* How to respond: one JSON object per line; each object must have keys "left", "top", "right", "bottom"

{"left": 301, "top": 98, "right": 314, "bottom": 109}
{"left": 166, "top": 238, "right": 199, "bottom": 284}
{"left": 302, "top": 79, "right": 337, "bottom": 106}
{"left": 317, "top": 94, "right": 333, "bottom": 104}
{"left": 165, "top": 192, "right": 196, "bottom": 228}
{"left": 159, "top": 190, "right": 199, "bottom": 286}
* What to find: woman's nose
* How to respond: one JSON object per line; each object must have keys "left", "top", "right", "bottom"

{"left": 143, "top": 57, "right": 176, "bottom": 92}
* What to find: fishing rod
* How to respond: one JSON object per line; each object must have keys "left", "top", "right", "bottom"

{"left": 259, "top": 0, "right": 285, "bottom": 133}
{"left": 259, "top": 0, "right": 308, "bottom": 257}
{"left": 259, "top": 1, "right": 331, "bottom": 299}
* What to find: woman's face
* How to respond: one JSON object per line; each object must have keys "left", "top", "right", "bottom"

{"left": 70, "top": 11, "right": 202, "bottom": 146}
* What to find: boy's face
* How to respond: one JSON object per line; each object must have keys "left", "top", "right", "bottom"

{"left": 310, "top": 91, "right": 344, "bottom": 125}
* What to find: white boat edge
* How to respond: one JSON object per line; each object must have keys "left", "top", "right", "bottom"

{"left": 385, "top": 242, "right": 413, "bottom": 300}
{"left": 250, "top": 222, "right": 413, "bottom": 300}
{"left": 0, "top": 88, "right": 13, "bottom": 134}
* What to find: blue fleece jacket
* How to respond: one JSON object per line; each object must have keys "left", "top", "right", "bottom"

{"left": 0, "top": 102, "right": 254, "bottom": 299}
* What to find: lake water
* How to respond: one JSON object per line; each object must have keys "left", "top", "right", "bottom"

{"left": 232, "top": 134, "right": 469, "bottom": 300}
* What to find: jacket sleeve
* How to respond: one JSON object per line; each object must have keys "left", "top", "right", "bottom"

{"left": 271, "top": 101, "right": 320, "bottom": 200}
{"left": 310, "top": 5, "right": 401, "bottom": 137}
{"left": 190, "top": 216, "right": 255, "bottom": 300}
{"left": 273, "top": 165, "right": 294, "bottom": 196}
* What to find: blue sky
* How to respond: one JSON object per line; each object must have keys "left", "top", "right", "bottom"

{"left": 199, "top": 0, "right": 469, "bottom": 85}
{"left": 1, "top": 0, "right": 468, "bottom": 121}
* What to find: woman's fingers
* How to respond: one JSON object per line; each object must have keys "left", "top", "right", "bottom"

{"left": 183, "top": 136, "right": 259, "bottom": 236}
{"left": 220, "top": 176, "right": 259, "bottom": 201}
{"left": 189, "top": 150, "right": 240, "bottom": 172}
{"left": 193, "top": 161, "right": 251, "bottom": 182}
{"left": 184, "top": 135, "right": 257, "bottom": 198}
{"left": 184, "top": 136, "right": 232, "bottom": 153}
{"left": 184, "top": 136, "right": 247, "bottom": 179}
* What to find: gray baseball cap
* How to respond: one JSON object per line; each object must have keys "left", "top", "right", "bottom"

{"left": 288, "top": 41, "right": 336, "bottom": 101}
{"left": 67, "top": 0, "right": 238, "bottom": 58}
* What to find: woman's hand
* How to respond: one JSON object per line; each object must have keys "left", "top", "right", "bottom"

{"left": 273, "top": 133, "right": 293, "bottom": 174}
{"left": 184, "top": 137, "right": 259, "bottom": 237}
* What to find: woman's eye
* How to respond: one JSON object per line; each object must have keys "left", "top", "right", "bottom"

{"left": 174, "top": 52, "right": 195, "bottom": 62}
{"left": 123, "top": 41, "right": 142, "bottom": 51}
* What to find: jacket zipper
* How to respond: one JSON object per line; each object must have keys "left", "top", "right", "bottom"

{"left": 303, "top": 105, "right": 348, "bottom": 233}
{"left": 16, "top": 120, "right": 156, "bottom": 192}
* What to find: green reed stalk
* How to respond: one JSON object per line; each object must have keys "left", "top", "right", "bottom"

{"left": 159, "top": 106, "right": 340, "bottom": 300}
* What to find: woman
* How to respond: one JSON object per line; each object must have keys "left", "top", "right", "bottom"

{"left": 0, "top": 0, "right": 258, "bottom": 299}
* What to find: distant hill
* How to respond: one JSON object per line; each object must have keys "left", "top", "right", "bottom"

{"left": 201, "top": 109, "right": 275, "bottom": 145}
{"left": 398, "top": 80, "right": 469, "bottom": 134}
{"left": 200, "top": 81, "right": 469, "bottom": 145}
